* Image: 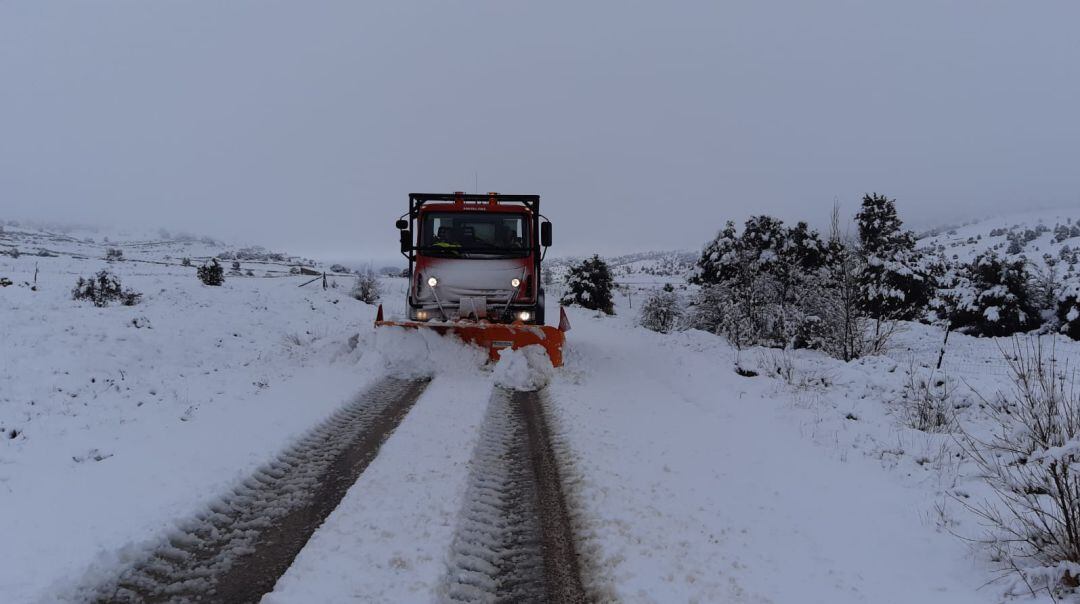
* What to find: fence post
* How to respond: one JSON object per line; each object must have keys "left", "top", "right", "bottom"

{"left": 936, "top": 324, "right": 952, "bottom": 370}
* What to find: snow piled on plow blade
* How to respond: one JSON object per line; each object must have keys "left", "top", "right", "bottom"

{"left": 360, "top": 325, "right": 490, "bottom": 379}
{"left": 493, "top": 345, "right": 554, "bottom": 391}
{"left": 373, "top": 305, "right": 569, "bottom": 369}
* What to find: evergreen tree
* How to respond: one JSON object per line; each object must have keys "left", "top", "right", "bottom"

{"left": 948, "top": 252, "right": 1038, "bottom": 337}
{"left": 198, "top": 259, "right": 225, "bottom": 286}
{"left": 1059, "top": 280, "right": 1080, "bottom": 340}
{"left": 855, "top": 193, "right": 930, "bottom": 321}
{"left": 561, "top": 255, "right": 615, "bottom": 314}
{"left": 692, "top": 221, "right": 741, "bottom": 286}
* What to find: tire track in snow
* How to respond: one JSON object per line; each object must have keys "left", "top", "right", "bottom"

{"left": 445, "top": 388, "right": 586, "bottom": 603}
{"left": 85, "top": 377, "right": 428, "bottom": 604}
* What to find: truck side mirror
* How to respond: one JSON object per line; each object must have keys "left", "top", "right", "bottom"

{"left": 395, "top": 219, "right": 409, "bottom": 230}
{"left": 400, "top": 230, "right": 412, "bottom": 253}
{"left": 540, "top": 222, "right": 552, "bottom": 247}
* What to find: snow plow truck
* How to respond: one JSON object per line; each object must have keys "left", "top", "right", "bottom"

{"left": 375, "top": 192, "right": 569, "bottom": 367}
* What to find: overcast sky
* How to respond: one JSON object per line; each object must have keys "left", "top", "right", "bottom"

{"left": 2, "top": 1, "right": 1078, "bottom": 262}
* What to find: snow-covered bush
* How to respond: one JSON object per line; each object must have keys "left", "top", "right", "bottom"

{"left": 229, "top": 260, "right": 242, "bottom": 275}
{"left": 692, "top": 216, "right": 829, "bottom": 349}
{"left": 350, "top": 267, "right": 381, "bottom": 304}
{"left": 197, "top": 259, "right": 225, "bottom": 286}
{"left": 639, "top": 286, "right": 684, "bottom": 333}
{"left": 801, "top": 239, "right": 886, "bottom": 361}
{"left": 561, "top": 255, "right": 614, "bottom": 314}
{"left": 946, "top": 252, "right": 1038, "bottom": 337}
{"left": 234, "top": 246, "right": 287, "bottom": 262}
{"left": 690, "top": 211, "right": 896, "bottom": 360}
{"left": 72, "top": 270, "right": 141, "bottom": 307}
{"left": 1059, "top": 281, "right": 1080, "bottom": 340}
{"left": 104, "top": 248, "right": 124, "bottom": 261}
{"left": 3, "top": 247, "right": 20, "bottom": 258}
{"left": 959, "top": 339, "right": 1080, "bottom": 593}
{"left": 686, "top": 284, "right": 727, "bottom": 335}
{"left": 330, "top": 264, "right": 350, "bottom": 274}
{"left": 180, "top": 257, "right": 192, "bottom": 267}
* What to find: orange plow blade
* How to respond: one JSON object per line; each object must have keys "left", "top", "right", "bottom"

{"left": 375, "top": 306, "right": 570, "bottom": 367}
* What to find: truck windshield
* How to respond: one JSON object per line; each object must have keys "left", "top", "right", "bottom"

{"left": 418, "top": 212, "right": 530, "bottom": 258}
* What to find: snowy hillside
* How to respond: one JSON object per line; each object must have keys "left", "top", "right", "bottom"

{"left": 918, "top": 208, "right": 1080, "bottom": 272}
{"left": 0, "top": 221, "right": 333, "bottom": 275}
{"left": 547, "top": 250, "right": 695, "bottom": 282}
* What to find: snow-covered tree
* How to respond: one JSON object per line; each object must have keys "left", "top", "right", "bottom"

{"left": 562, "top": 255, "right": 615, "bottom": 314}
{"left": 639, "top": 286, "right": 683, "bottom": 333}
{"left": 692, "top": 221, "right": 741, "bottom": 286}
{"left": 693, "top": 215, "right": 836, "bottom": 349}
{"left": 1059, "top": 280, "right": 1080, "bottom": 340}
{"left": 855, "top": 193, "right": 930, "bottom": 321}
{"left": 686, "top": 284, "right": 728, "bottom": 335}
{"left": 692, "top": 217, "right": 777, "bottom": 346}
{"left": 947, "top": 252, "right": 1038, "bottom": 337}
{"left": 198, "top": 259, "right": 225, "bottom": 286}
{"left": 1029, "top": 257, "right": 1064, "bottom": 321}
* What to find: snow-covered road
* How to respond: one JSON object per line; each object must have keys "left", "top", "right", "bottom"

{"left": 264, "top": 373, "right": 493, "bottom": 603}
{"left": 546, "top": 309, "right": 988, "bottom": 603}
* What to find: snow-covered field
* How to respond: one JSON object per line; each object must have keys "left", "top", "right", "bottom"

{"left": 4, "top": 222, "right": 1080, "bottom": 602}
{"left": 0, "top": 228, "right": 386, "bottom": 601}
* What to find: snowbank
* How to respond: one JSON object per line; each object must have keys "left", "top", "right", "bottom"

{"left": 360, "top": 325, "right": 489, "bottom": 380}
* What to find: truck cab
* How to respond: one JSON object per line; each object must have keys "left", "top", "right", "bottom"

{"left": 397, "top": 192, "right": 552, "bottom": 325}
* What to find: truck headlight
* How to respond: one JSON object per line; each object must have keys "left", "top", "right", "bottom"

{"left": 511, "top": 278, "right": 521, "bottom": 288}
{"left": 427, "top": 276, "right": 438, "bottom": 287}
{"left": 517, "top": 311, "right": 531, "bottom": 321}
{"left": 415, "top": 310, "right": 429, "bottom": 321}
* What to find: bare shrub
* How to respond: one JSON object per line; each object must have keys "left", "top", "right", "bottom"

{"left": 105, "top": 248, "right": 124, "bottom": 261}
{"left": 350, "top": 267, "right": 381, "bottom": 304}
{"left": 958, "top": 337, "right": 1080, "bottom": 594}
{"left": 898, "top": 360, "right": 954, "bottom": 432}
{"left": 755, "top": 348, "right": 831, "bottom": 390}
{"left": 282, "top": 332, "right": 304, "bottom": 347}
